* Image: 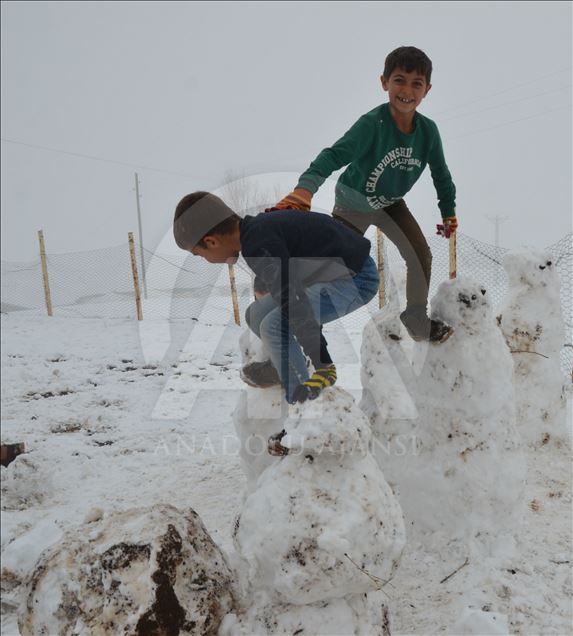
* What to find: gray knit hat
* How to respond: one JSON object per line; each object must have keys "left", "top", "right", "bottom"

{"left": 173, "top": 192, "right": 237, "bottom": 250}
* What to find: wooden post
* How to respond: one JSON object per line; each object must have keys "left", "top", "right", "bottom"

{"left": 228, "top": 264, "right": 241, "bottom": 326}
{"left": 128, "top": 232, "right": 143, "bottom": 321}
{"left": 37, "top": 230, "right": 53, "bottom": 316}
{"left": 376, "top": 229, "right": 385, "bottom": 308}
{"left": 449, "top": 232, "right": 457, "bottom": 279}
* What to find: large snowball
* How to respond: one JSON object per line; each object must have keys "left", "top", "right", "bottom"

{"left": 19, "top": 505, "right": 236, "bottom": 636}
{"left": 233, "top": 387, "right": 406, "bottom": 606}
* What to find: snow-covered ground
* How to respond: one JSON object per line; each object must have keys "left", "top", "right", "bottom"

{"left": 1, "top": 311, "right": 571, "bottom": 635}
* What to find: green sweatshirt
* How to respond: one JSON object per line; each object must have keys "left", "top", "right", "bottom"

{"left": 296, "top": 102, "right": 456, "bottom": 218}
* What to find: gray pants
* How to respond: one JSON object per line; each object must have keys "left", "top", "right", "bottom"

{"left": 332, "top": 199, "right": 432, "bottom": 310}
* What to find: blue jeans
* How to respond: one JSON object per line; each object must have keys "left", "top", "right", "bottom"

{"left": 245, "top": 256, "right": 379, "bottom": 402}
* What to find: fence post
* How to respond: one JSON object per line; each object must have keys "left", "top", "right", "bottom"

{"left": 228, "top": 264, "right": 241, "bottom": 326}
{"left": 37, "top": 230, "right": 53, "bottom": 316}
{"left": 128, "top": 232, "right": 143, "bottom": 321}
{"left": 449, "top": 232, "right": 457, "bottom": 279}
{"left": 376, "top": 229, "right": 385, "bottom": 308}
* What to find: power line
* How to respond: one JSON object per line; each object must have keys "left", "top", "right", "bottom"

{"left": 440, "top": 85, "right": 572, "bottom": 124}
{"left": 432, "top": 66, "right": 572, "bottom": 117}
{"left": 0, "top": 137, "right": 207, "bottom": 179}
{"left": 446, "top": 103, "right": 571, "bottom": 141}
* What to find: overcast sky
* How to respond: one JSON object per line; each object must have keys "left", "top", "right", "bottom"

{"left": 1, "top": 1, "right": 571, "bottom": 261}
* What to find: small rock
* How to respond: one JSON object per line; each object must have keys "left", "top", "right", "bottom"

{"left": 84, "top": 507, "right": 104, "bottom": 523}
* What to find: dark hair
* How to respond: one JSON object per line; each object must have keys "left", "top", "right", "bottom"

{"left": 383, "top": 46, "right": 432, "bottom": 84}
{"left": 173, "top": 191, "right": 240, "bottom": 250}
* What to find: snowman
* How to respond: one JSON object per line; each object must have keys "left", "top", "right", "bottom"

{"left": 363, "top": 277, "right": 526, "bottom": 557}
{"left": 230, "top": 387, "right": 406, "bottom": 634}
{"left": 498, "top": 248, "right": 570, "bottom": 449}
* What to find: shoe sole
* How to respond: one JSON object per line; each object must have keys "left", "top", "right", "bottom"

{"left": 437, "top": 327, "right": 454, "bottom": 344}
{"left": 408, "top": 326, "right": 454, "bottom": 344}
{"left": 239, "top": 371, "right": 281, "bottom": 389}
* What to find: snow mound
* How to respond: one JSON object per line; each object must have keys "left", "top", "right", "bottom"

{"left": 232, "top": 386, "right": 284, "bottom": 495}
{"left": 233, "top": 387, "right": 405, "bottom": 606}
{"left": 360, "top": 306, "right": 419, "bottom": 435}
{"left": 221, "top": 590, "right": 391, "bottom": 635}
{"left": 452, "top": 607, "right": 510, "bottom": 635}
{"left": 499, "top": 248, "right": 570, "bottom": 449}
{"left": 1, "top": 454, "right": 53, "bottom": 511}
{"left": 18, "top": 504, "right": 236, "bottom": 636}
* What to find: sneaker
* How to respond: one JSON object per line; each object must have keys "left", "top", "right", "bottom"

{"left": 240, "top": 360, "right": 281, "bottom": 388}
{"left": 400, "top": 307, "right": 453, "bottom": 343}
{"left": 268, "top": 429, "right": 289, "bottom": 456}
{"left": 428, "top": 320, "right": 454, "bottom": 343}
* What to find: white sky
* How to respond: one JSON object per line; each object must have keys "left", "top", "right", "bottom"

{"left": 1, "top": 1, "right": 572, "bottom": 261}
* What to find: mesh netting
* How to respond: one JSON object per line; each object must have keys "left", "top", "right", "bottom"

{"left": 2, "top": 233, "right": 571, "bottom": 376}
{"left": 382, "top": 232, "right": 572, "bottom": 376}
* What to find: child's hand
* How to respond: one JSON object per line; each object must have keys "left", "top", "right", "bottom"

{"left": 436, "top": 216, "right": 458, "bottom": 237}
{"left": 290, "top": 365, "right": 337, "bottom": 403}
{"left": 269, "top": 188, "right": 312, "bottom": 212}
{"left": 445, "top": 216, "right": 458, "bottom": 232}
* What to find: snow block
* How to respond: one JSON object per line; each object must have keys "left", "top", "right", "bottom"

{"left": 18, "top": 504, "right": 236, "bottom": 636}
{"left": 233, "top": 387, "right": 405, "bottom": 606}
{"left": 499, "top": 248, "right": 570, "bottom": 449}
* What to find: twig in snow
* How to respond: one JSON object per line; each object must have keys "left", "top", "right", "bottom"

{"left": 440, "top": 557, "right": 470, "bottom": 584}
{"left": 344, "top": 553, "right": 393, "bottom": 600}
{"left": 510, "top": 350, "right": 549, "bottom": 359}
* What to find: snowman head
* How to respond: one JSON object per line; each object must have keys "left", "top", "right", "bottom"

{"left": 431, "top": 276, "right": 491, "bottom": 332}
{"left": 502, "top": 248, "right": 557, "bottom": 289}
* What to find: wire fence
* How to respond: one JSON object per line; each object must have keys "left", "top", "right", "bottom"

{"left": 1, "top": 231, "right": 572, "bottom": 376}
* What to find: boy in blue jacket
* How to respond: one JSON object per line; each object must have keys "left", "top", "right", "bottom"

{"left": 173, "top": 192, "right": 379, "bottom": 406}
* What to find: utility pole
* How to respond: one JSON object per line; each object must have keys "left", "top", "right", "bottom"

{"left": 487, "top": 215, "right": 509, "bottom": 249}
{"left": 134, "top": 173, "right": 148, "bottom": 298}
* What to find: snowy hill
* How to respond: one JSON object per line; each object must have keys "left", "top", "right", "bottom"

{"left": 1, "top": 307, "right": 571, "bottom": 634}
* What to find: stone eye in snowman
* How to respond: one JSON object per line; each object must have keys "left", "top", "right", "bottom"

{"left": 539, "top": 260, "right": 552, "bottom": 270}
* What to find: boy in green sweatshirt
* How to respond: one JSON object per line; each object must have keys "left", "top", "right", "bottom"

{"left": 272, "top": 46, "right": 457, "bottom": 342}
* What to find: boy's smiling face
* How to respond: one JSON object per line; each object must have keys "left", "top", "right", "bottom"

{"left": 381, "top": 67, "right": 431, "bottom": 116}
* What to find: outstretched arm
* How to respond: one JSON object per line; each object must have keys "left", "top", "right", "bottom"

{"left": 270, "top": 114, "right": 375, "bottom": 211}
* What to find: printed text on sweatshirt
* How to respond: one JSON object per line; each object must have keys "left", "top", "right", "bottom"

{"left": 296, "top": 102, "right": 456, "bottom": 218}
